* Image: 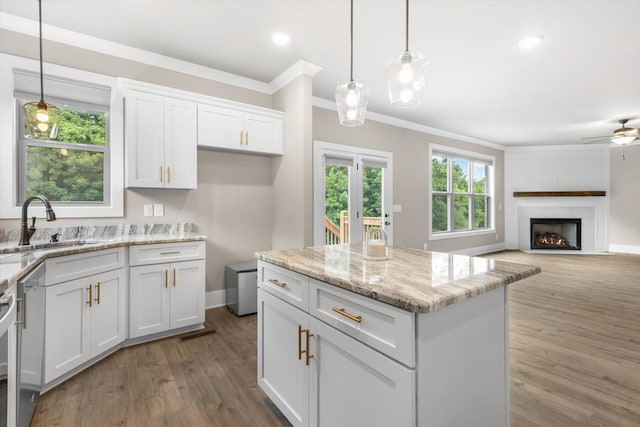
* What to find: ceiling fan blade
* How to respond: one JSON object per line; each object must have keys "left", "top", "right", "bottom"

{"left": 584, "top": 138, "right": 609, "bottom": 144}
{"left": 582, "top": 135, "right": 611, "bottom": 140}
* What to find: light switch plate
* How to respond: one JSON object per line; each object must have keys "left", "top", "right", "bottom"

{"left": 393, "top": 204, "right": 402, "bottom": 213}
{"left": 143, "top": 204, "right": 153, "bottom": 217}
{"left": 153, "top": 204, "right": 164, "bottom": 217}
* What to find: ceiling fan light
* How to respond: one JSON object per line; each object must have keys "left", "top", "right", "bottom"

{"left": 336, "top": 80, "right": 368, "bottom": 126}
{"left": 388, "top": 50, "right": 428, "bottom": 108}
{"left": 611, "top": 135, "right": 636, "bottom": 145}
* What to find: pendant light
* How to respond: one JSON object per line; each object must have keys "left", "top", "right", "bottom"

{"left": 23, "top": 0, "right": 60, "bottom": 139}
{"left": 387, "top": 0, "right": 428, "bottom": 108}
{"left": 335, "top": 0, "right": 368, "bottom": 126}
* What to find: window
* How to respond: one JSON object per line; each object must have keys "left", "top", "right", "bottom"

{"left": 17, "top": 98, "right": 109, "bottom": 204}
{"left": 430, "top": 146, "right": 494, "bottom": 236}
{"left": 0, "top": 53, "right": 123, "bottom": 218}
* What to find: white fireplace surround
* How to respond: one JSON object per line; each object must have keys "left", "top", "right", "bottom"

{"left": 518, "top": 206, "right": 600, "bottom": 252}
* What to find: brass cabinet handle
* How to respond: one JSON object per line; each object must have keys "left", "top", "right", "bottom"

{"left": 245, "top": 130, "right": 249, "bottom": 145}
{"left": 160, "top": 165, "right": 163, "bottom": 183}
{"left": 86, "top": 284, "right": 92, "bottom": 307}
{"left": 165, "top": 270, "right": 168, "bottom": 288}
{"left": 332, "top": 307, "right": 362, "bottom": 323}
{"left": 305, "top": 329, "right": 314, "bottom": 366}
{"left": 268, "top": 278, "right": 287, "bottom": 288}
{"left": 95, "top": 282, "right": 101, "bottom": 304}
{"left": 167, "top": 166, "right": 171, "bottom": 184}
{"left": 240, "top": 130, "right": 244, "bottom": 145}
{"left": 297, "top": 325, "right": 303, "bottom": 360}
{"left": 173, "top": 268, "right": 176, "bottom": 287}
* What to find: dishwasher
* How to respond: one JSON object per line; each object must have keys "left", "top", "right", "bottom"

{"left": 16, "top": 263, "right": 45, "bottom": 427}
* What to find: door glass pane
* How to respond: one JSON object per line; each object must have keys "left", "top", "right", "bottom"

{"left": 474, "top": 196, "right": 487, "bottom": 229}
{"left": 432, "top": 156, "right": 448, "bottom": 192}
{"left": 454, "top": 195, "right": 470, "bottom": 230}
{"left": 432, "top": 194, "right": 448, "bottom": 232}
{"left": 324, "top": 164, "right": 349, "bottom": 244}
{"left": 362, "top": 166, "right": 383, "bottom": 238}
{"left": 453, "top": 159, "right": 469, "bottom": 193}
{"left": 473, "top": 163, "right": 487, "bottom": 194}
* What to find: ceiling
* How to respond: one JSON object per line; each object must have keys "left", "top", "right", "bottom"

{"left": 1, "top": 0, "right": 639, "bottom": 147}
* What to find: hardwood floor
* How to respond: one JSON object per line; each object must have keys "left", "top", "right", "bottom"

{"left": 31, "top": 251, "right": 639, "bottom": 426}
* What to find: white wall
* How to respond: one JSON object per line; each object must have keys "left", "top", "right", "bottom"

{"left": 609, "top": 144, "right": 640, "bottom": 253}
{"left": 505, "top": 144, "right": 609, "bottom": 252}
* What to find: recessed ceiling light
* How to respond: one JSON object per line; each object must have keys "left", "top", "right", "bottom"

{"left": 272, "top": 32, "right": 291, "bottom": 46}
{"left": 518, "top": 35, "right": 543, "bottom": 50}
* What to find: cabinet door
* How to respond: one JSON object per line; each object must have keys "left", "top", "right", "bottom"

{"left": 125, "top": 90, "right": 165, "bottom": 188}
{"left": 308, "top": 317, "right": 415, "bottom": 427}
{"left": 243, "top": 112, "right": 283, "bottom": 155}
{"left": 44, "top": 278, "right": 91, "bottom": 383}
{"left": 91, "top": 268, "right": 127, "bottom": 356}
{"left": 169, "top": 260, "right": 205, "bottom": 329}
{"left": 258, "top": 289, "right": 309, "bottom": 427}
{"left": 197, "top": 104, "right": 244, "bottom": 150}
{"left": 165, "top": 98, "right": 197, "bottom": 189}
{"left": 129, "top": 264, "right": 170, "bottom": 338}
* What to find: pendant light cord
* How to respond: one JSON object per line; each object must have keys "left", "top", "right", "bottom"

{"left": 405, "top": 0, "right": 409, "bottom": 52}
{"left": 38, "top": 0, "right": 44, "bottom": 103}
{"left": 350, "top": 0, "right": 354, "bottom": 82}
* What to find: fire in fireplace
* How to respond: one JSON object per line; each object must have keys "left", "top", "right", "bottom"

{"left": 530, "top": 218, "right": 582, "bottom": 250}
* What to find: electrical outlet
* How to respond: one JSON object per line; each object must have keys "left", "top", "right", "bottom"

{"left": 496, "top": 234, "right": 500, "bottom": 240}
{"left": 153, "top": 203, "right": 164, "bottom": 217}
{"left": 143, "top": 204, "right": 153, "bottom": 217}
{"left": 423, "top": 243, "right": 428, "bottom": 250}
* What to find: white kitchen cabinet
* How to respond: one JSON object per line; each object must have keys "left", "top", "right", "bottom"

{"left": 257, "top": 262, "right": 415, "bottom": 427}
{"left": 125, "top": 89, "right": 197, "bottom": 189}
{"left": 44, "top": 267, "right": 126, "bottom": 384}
{"left": 129, "top": 242, "right": 205, "bottom": 339}
{"left": 198, "top": 103, "right": 283, "bottom": 156}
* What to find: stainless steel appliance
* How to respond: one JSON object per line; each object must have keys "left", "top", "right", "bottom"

{"left": 0, "top": 290, "right": 17, "bottom": 427}
{"left": 225, "top": 261, "right": 258, "bottom": 316}
{"left": 16, "top": 263, "right": 45, "bottom": 427}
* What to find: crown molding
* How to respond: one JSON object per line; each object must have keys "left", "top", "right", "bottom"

{"left": 312, "top": 97, "right": 505, "bottom": 151}
{"left": 270, "top": 60, "right": 322, "bottom": 93}
{"left": 0, "top": 12, "right": 273, "bottom": 94}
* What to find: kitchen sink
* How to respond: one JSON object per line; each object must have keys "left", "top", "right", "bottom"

{"left": 0, "top": 239, "right": 101, "bottom": 254}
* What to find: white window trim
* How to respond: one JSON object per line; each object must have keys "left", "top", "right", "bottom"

{"left": 0, "top": 53, "right": 123, "bottom": 218}
{"left": 428, "top": 143, "right": 496, "bottom": 240}
{"left": 313, "top": 141, "right": 394, "bottom": 246}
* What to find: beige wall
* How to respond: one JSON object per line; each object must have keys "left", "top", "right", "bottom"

{"left": 609, "top": 144, "right": 640, "bottom": 247}
{"left": 313, "top": 107, "right": 505, "bottom": 253}
{"left": 0, "top": 29, "right": 276, "bottom": 294}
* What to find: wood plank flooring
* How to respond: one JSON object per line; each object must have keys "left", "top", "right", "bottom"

{"left": 31, "top": 251, "right": 640, "bottom": 426}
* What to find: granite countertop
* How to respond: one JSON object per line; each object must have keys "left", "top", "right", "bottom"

{"left": 256, "top": 244, "right": 541, "bottom": 313}
{"left": 0, "top": 231, "right": 206, "bottom": 292}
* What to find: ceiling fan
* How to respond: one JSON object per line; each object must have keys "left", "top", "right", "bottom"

{"left": 583, "top": 119, "right": 640, "bottom": 145}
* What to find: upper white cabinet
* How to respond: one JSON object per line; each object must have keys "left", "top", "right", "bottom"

{"left": 125, "top": 89, "right": 197, "bottom": 189}
{"left": 198, "top": 103, "right": 284, "bottom": 156}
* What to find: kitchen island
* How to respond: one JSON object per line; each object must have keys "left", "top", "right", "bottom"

{"left": 256, "top": 244, "right": 541, "bottom": 427}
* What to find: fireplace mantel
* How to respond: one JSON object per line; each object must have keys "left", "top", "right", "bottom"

{"left": 513, "top": 191, "right": 606, "bottom": 198}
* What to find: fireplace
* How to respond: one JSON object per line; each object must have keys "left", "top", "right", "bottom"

{"left": 530, "top": 218, "right": 582, "bottom": 250}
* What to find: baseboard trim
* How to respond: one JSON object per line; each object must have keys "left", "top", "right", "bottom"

{"left": 608, "top": 244, "right": 640, "bottom": 255}
{"left": 451, "top": 243, "right": 507, "bottom": 256}
{"left": 206, "top": 289, "right": 226, "bottom": 309}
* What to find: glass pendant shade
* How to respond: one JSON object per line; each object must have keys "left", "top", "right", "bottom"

{"left": 611, "top": 135, "right": 636, "bottom": 145}
{"left": 23, "top": 100, "right": 61, "bottom": 139}
{"left": 23, "top": 0, "right": 61, "bottom": 139}
{"left": 335, "top": 80, "right": 369, "bottom": 127}
{"left": 387, "top": 51, "right": 428, "bottom": 108}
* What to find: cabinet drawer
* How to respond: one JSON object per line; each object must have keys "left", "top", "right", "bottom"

{"left": 309, "top": 279, "right": 415, "bottom": 367}
{"left": 129, "top": 241, "right": 205, "bottom": 266}
{"left": 45, "top": 247, "right": 126, "bottom": 285}
{"left": 258, "top": 261, "right": 308, "bottom": 311}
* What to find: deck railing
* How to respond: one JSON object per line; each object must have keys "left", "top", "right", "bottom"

{"left": 324, "top": 210, "right": 382, "bottom": 245}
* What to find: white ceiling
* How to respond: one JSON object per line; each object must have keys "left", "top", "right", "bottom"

{"left": 1, "top": 0, "right": 639, "bottom": 147}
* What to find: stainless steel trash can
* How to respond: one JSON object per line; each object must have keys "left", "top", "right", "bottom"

{"left": 225, "top": 260, "right": 258, "bottom": 316}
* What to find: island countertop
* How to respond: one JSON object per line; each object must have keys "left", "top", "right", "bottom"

{"left": 256, "top": 244, "right": 541, "bottom": 313}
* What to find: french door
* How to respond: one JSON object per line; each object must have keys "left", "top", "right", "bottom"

{"left": 313, "top": 141, "right": 393, "bottom": 246}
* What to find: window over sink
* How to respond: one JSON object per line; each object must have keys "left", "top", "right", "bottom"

{"left": 0, "top": 53, "right": 123, "bottom": 218}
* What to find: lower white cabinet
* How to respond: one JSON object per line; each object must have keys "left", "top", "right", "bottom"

{"left": 258, "top": 287, "right": 415, "bottom": 427}
{"left": 44, "top": 268, "right": 126, "bottom": 383}
{"left": 129, "top": 260, "right": 205, "bottom": 338}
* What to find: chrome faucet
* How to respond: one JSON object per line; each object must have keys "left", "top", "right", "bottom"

{"left": 19, "top": 195, "right": 56, "bottom": 246}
